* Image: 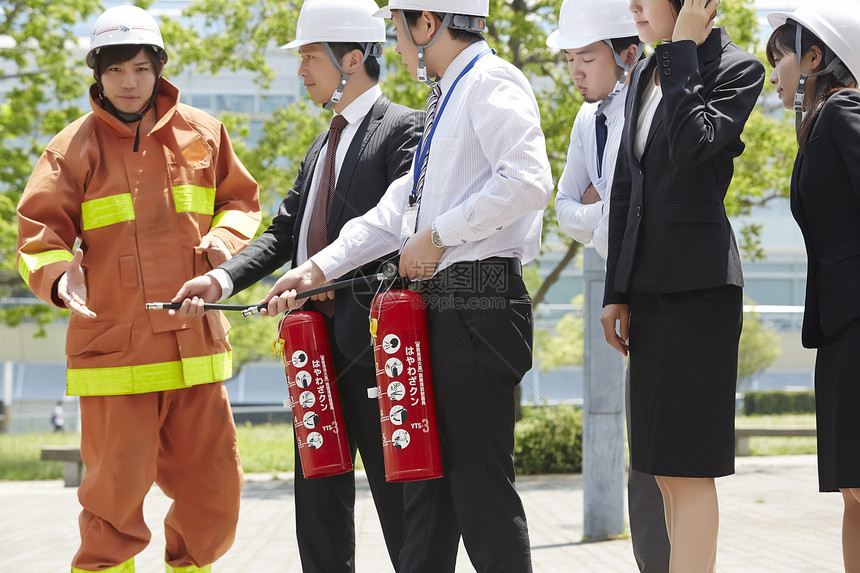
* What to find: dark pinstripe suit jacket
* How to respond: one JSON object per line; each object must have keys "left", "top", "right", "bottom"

{"left": 221, "top": 94, "right": 424, "bottom": 364}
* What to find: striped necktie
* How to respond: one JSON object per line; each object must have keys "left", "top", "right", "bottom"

{"left": 415, "top": 85, "right": 442, "bottom": 204}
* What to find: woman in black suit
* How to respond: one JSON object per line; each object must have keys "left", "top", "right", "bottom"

{"left": 767, "top": 4, "right": 860, "bottom": 568}
{"left": 600, "top": 0, "right": 764, "bottom": 570}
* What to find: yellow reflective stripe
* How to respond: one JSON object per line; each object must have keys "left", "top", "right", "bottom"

{"left": 211, "top": 210, "right": 260, "bottom": 239}
{"left": 81, "top": 194, "right": 135, "bottom": 230}
{"left": 165, "top": 563, "right": 211, "bottom": 573}
{"left": 66, "top": 352, "right": 232, "bottom": 396}
{"left": 18, "top": 249, "right": 74, "bottom": 287}
{"left": 73, "top": 556, "right": 134, "bottom": 573}
{"left": 173, "top": 185, "right": 216, "bottom": 216}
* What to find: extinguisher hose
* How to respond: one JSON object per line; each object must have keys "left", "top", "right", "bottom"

{"left": 147, "top": 262, "right": 400, "bottom": 317}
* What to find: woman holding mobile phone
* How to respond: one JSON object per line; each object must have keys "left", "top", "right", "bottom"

{"left": 767, "top": 2, "right": 860, "bottom": 568}
{"left": 601, "top": 0, "right": 764, "bottom": 570}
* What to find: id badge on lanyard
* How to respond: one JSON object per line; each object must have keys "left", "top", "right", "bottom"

{"left": 401, "top": 48, "right": 493, "bottom": 247}
{"left": 401, "top": 205, "right": 419, "bottom": 243}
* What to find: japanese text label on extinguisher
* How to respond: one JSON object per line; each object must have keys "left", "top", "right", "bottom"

{"left": 278, "top": 311, "right": 353, "bottom": 479}
{"left": 370, "top": 289, "right": 443, "bottom": 482}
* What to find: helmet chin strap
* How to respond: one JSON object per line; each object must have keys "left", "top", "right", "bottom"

{"left": 396, "top": 10, "right": 456, "bottom": 86}
{"left": 320, "top": 42, "right": 383, "bottom": 110}
{"left": 595, "top": 40, "right": 643, "bottom": 116}
{"left": 791, "top": 22, "right": 852, "bottom": 134}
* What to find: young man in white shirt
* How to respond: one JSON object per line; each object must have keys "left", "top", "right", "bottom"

{"left": 549, "top": 1, "right": 670, "bottom": 571}
{"left": 210, "top": 1, "right": 554, "bottom": 570}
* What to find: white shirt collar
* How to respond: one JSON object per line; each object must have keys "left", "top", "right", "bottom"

{"left": 334, "top": 84, "right": 383, "bottom": 126}
{"left": 438, "top": 40, "right": 491, "bottom": 95}
{"left": 600, "top": 84, "right": 627, "bottom": 123}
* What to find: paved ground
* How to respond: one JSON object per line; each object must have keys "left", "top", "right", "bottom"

{"left": 0, "top": 455, "right": 845, "bottom": 572}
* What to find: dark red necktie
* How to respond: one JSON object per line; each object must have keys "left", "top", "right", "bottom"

{"left": 306, "top": 114, "right": 349, "bottom": 317}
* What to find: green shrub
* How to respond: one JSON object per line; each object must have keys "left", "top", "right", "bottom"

{"left": 744, "top": 390, "right": 815, "bottom": 415}
{"left": 514, "top": 405, "right": 583, "bottom": 475}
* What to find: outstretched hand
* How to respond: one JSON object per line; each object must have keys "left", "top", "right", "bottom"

{"left": 57, "top": 248, "right": 96, "bottom": 319}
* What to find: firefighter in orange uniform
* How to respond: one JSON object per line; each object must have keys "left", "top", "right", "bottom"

{"left": 15, "top": 6, "right": 260, "bottom": 573}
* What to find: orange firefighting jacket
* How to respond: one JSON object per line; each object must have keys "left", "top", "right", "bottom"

{"left": 16, "top": 80, "right": 261, "bottom": 396}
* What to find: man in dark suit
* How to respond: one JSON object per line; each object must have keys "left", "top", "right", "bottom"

{"left": 172, "top": 1, "right": 423, "bottom": 571}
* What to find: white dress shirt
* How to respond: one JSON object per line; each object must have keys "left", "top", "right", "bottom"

{"left": 312, "top": 41, "right": 553, "bottom": 281}
{"left": 211, "top": 85, "right": 383, "bottom": 299}
{"left": 555, "top": 87, "right": 626, "bottom": 260}
{"left": 634, "top": 70, "right": 662, "bottom": 161}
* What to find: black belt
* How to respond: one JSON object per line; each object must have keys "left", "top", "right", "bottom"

{"left": 450, "top": 257, "right": 521, "bottom": 276}
{"left": 409, "top": 257, "right": 522, "bottom": 294}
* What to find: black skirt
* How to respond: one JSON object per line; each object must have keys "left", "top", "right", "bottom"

{"left": 627, "top": 285, "right": 742, "bottom": 477}
{"left": 814, "top": 317, "right": 860, "bottom": 492}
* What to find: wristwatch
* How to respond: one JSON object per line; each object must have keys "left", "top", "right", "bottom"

{"left": 430, "top": 221, "right": 446, "bottom": 249}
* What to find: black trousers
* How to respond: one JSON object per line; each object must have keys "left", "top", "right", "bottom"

{"left": 293, "top": 319, "right": 404, "bottom": 572}
{"left": 398, "top": 259, "right": 534, "bottom": 573}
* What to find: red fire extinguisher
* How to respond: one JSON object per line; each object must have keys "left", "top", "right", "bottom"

{"left": 369, "top": 289, "right": 443, "bottom": 482}
{"left": 278, "top": 311, "right": 353, "bottom": 479}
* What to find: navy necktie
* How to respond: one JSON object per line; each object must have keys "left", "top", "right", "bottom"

{"left": 595, "top": 112, "right": 608, "bottom": 179}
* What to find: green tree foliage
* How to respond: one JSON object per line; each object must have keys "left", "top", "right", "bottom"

{"left": 1, "top": 0, "right": 101, "bottom": 330}
{"left": 534, "top": 294, "right": 584, "bottom": 372}
{"left": 535, "top": 295, "right": 783, "bottom": 385}
{"left": 737, "top": 303, "right": 782, "bottom": 389}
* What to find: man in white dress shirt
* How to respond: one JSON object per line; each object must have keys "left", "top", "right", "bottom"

{"left": 549, "top": 1, "right": 670, "bottom": 571}
{"left": 227, "top": 1, "right": 553, "bottom": 570}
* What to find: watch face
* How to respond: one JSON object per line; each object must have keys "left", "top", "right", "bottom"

{"left": 431, "top": 226, "right": 445, "bottom": 248}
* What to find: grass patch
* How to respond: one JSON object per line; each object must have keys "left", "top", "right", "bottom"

{"left": 736, "top": 413, "right": 816, "bottom": 427}
{"left": 0, "top": 424, "right": 363, "bottom": 480}
{"left": 1, "top": 414, "right": 817, "bottom": 480}
{"left": 237, "top": 423, "right": 364, "bottom": 474}
{"left": 0, "top": 432, "right": 81, "bottom": 480}
{"left": 236, "top": 422, "right": 295, "bottom": 474}
{"left": 736, "top": 413, "right": 817, "bottom": 456}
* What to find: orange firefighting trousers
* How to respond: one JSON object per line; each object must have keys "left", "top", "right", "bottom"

{"left": 71, "top": 382, "right": 243, "bottom": 572}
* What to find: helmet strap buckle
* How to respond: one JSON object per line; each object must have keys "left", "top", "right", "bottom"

{"left": 320, "top": 41, "right": 381, "bottom": 110}
{"left": 397, "top": 10, "right": 452, "bottom": 87}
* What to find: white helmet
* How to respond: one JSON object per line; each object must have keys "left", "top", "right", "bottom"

{"left": 548, "top": 0, "right": 641, "bottom": 116}
{"left": 373, "top": 0, "right": 489, "bottom": 18}
{"left": 281, "top": 0, "right": 386, "bottom": 50}
{"left": 547, "top": 0, "right": 638, "bottom": 50}
{"left": 768, "top": 0, "right": 860, "bottom": 86}
{"left": 283, "top": 0, "right": 386, "bottom": 110}
{"left": 374, "top": 0, "right": 489, "bottom": 84}
{"left": 769, "top": 0, "right": 860, "bottom": 132}
{"left": 87, "top": 5, "right": 165, "bottom": 69}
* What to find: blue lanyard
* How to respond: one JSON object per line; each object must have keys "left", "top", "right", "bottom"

{"left": 409, "top": 49, "right": 493, "bottom": 206}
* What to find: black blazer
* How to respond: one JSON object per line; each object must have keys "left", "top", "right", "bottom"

{"left": 790, "top": 90, "right": 860, "bottom": 348}
{"left": 604, "top": 28, "right": 765, "bottom": 305}
{"left": 221, "top": 94, "right": 423, "bottom": 364}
